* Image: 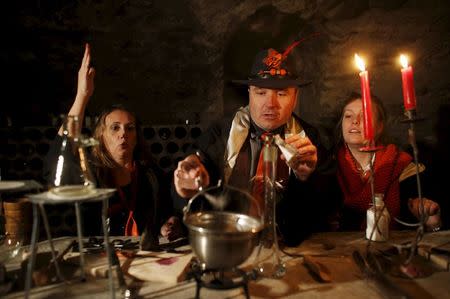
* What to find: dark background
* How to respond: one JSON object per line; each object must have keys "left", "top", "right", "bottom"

{"left": 1, "top": 0, "right": 449, "bottom": 174}
{"left": 1, "top": 0, "right": 449, "bottom": 136}
{"left": 1, "top": 0, "right": 449, "bottom": 234}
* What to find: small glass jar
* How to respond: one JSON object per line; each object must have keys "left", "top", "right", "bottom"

{"left": 366, "top": 193, "right": 390, "bottom": 241}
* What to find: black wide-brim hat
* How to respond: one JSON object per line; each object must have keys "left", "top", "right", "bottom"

{"left": 232, "top": 47, "right": 312, "bottom": 89}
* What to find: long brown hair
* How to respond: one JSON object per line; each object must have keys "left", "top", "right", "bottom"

{"left": 334, "top": 92, "right": 388, "bottom": 150}
{"left": 91, "top": 104, "right": 152, "bottom": 169}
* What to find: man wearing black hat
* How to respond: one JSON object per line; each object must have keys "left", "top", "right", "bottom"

{"left": 173, "top": 45, "right": 334, "bottom": 245}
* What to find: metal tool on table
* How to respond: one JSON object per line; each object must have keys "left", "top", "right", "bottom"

{"left": 303, "top": 255, "right": 332, "bottom": 283}
{"left": 74, "top": 237, "right": 140, "bottom": 254}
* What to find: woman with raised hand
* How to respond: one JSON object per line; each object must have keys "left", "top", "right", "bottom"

{"left": 45, "top": 44, "right": 183, "bottom": 241}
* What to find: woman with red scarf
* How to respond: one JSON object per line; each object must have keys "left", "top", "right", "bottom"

{"left": 334, "top": 93, "right": 441, "bottom": 231}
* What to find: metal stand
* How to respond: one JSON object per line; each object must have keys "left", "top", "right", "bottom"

{"left": 364, "top": 110, "right": 427, "bottom": 266}
{"left": 397, "top": 109, "right": 426, "bottom": 264}
{"left": 402, "top": 110, "right": 424, "bottom": 213}
{"left": 359, "top": 142, "right": 383, "bottom": 248}
{"left": 101, "top": 197, "right": 115, "bottom": 298}
{"left": 189, "top": 267, "right": 251, "bottom": 299}
{"left": 24, "top": 189, "right": 116, "bottom": 299}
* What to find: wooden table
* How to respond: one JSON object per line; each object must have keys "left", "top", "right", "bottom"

{"left": 3, "top": 230, "right": 450, "bottom": 299}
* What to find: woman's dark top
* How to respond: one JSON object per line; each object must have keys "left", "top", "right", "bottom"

{"left": 44, "top": 135, "right": 172, "bottom": 237}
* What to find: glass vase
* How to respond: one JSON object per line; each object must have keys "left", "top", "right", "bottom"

{"left": 49, "top": 115, "right": 96, "bottom": 197}
{"left": 253, "top": 134, "right": 286, "bottom": 278}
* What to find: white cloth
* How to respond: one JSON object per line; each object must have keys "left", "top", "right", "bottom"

{"left": 224, "top": 106, "right": 250, "bottom": 182}
{"left": 223, "top": 106, "right": 305, "bottom": 183}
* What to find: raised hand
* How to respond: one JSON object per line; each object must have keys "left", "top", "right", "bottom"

{"left": 59, "top": 43, "right": 96, "bottom": 136}
{"left": 76, "top": 43, "right": 96, "bottom": 102}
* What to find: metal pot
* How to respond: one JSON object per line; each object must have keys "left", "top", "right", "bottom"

{"left": 184, "top": 211, "right": 262, "bottom": 270}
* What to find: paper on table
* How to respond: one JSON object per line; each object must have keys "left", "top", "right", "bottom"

{"left": 64, "top": 248, "right": 193, "bottom": 284}
{"left": 127, "top": 250, "right": 193, "bottom": 283}
{"left": 417, "top": 231, "right": 450, "bottom": 271}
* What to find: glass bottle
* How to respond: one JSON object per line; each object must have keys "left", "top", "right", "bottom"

{"left": 366, "top": 193, "right": 390, "bottom": 241}
{"left": 49, "top": 115, "right": 96, "bottom": 197}
{"left": 254, "top": 134, "right": 286, "bottom": 278}
{"left": 274, "top": 134, "right": 302, "bottom": 170}
{"left": 0, "top": 201, "right": 24, "bottom": 265}
{"left": 1, "top": 197, "right": 29, "bottom": 266}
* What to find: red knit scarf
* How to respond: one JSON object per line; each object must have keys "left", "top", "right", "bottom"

{"left": 337, "top": 144, "right": 412, "bottom": 228}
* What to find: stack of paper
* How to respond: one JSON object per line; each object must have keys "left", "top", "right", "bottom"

{"left": 64, "top": 248, "right": 193, "bottom": 284}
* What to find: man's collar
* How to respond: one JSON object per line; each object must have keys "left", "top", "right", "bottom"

{"left": 250, "top": 119, "right": 284, "bottom": 140}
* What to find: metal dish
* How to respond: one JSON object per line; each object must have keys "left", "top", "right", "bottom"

{"left": 184, "top": 211, "right": 262, "bottom": 270}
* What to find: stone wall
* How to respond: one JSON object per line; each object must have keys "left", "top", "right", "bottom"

{"left": 2, "top": 0, "right": 449, "bottom": 147}
{"left": 2, "top": 0, "right": 450, "bottom": 237}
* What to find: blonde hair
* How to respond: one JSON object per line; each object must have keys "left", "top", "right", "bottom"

{"left": 91, "top": 104, "right": 149, "bottom": 169}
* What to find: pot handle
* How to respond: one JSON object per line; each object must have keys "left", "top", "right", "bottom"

{"left": 182, "top": 179, "right": 224, "bottom": 219}
{"left": 182, "top": 180, "right": 262, "bottom": 223}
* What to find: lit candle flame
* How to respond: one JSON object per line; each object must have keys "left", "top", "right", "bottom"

{"left": 354, "top": 54, "right": 366, "bottom": 72}
{"left": 400, "top": 54, "right": 409, "bottom": 69}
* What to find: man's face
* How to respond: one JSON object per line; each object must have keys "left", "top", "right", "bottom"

{"left": 248, "top": 86, "right": 298, "bottom": 131}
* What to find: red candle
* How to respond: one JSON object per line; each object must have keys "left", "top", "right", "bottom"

{"left": 354, "top": 54, "right": 374, "bottom": 141}
{"left": 400, "top": 54, "right": 417, "bottom": 110}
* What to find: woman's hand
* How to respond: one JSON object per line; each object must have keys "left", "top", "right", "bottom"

{"left": 59, "top": 43, "right": 96, "bottom": 136}
{"left": 408, "top": 197, "right": 441, "bottom": 231}
{"left": 174, "top": 154, "right": 210, "bottom": 198}
{"left": 284, "top": 134, "right": 318, "bottom": 181}
{"left": 160, "top": 216, "right": 184, "bottom": 241}
{"left": 76, "top": 43, "right": 96, "bottom": 102}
